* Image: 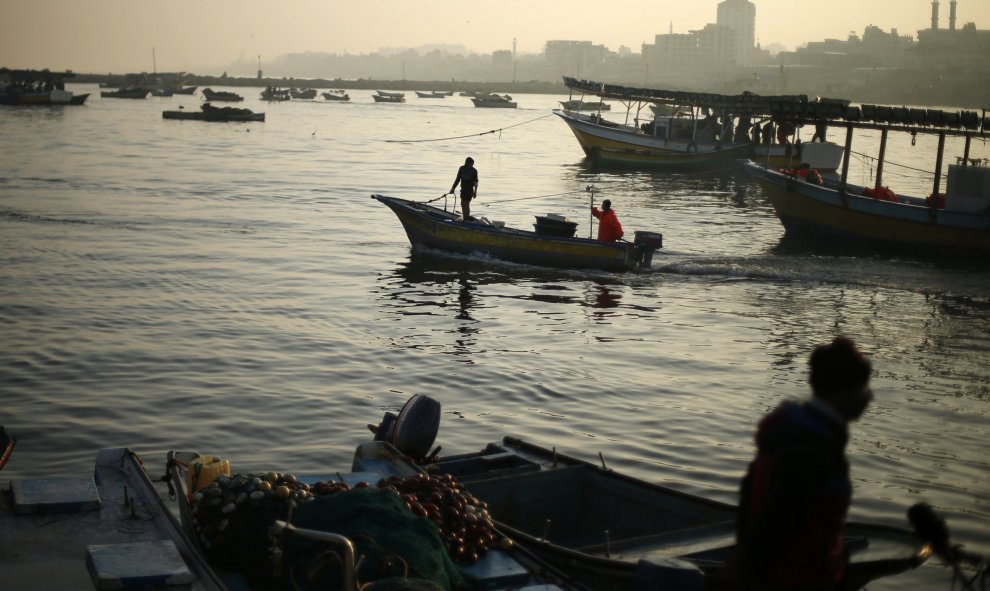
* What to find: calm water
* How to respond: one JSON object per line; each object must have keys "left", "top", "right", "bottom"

{"left": 2, "top": 86, "right": 988, "bottom": 589}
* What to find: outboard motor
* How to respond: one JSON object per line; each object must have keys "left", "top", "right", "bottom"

{"left": 633, "top": 230, "right": 663, "bottom": 268}
{"left": 371, "top": 395, "right": 441, "bottom": 461}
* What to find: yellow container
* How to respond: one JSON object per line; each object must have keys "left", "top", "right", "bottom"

{"left": 188, "top": 454, "right": 231, "bottom": 496}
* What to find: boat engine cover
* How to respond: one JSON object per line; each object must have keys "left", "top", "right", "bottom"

{"left": 378, "top": 395, "right": 441, "bottom": 459}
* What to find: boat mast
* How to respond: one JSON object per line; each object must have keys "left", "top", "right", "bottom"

{"left": 932, "top": 132, "right": 946, "bottom": 199}
{"left": 875, "top": 128, "right": 889, "bottom": 189}
{"left": 839, "top": 125, "right": 854, "bottom": 202}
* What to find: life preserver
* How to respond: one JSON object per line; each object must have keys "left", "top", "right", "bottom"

{"left": 926, "top": 192, "right": 946, "bottom": 209}
{"left": 862, "top": 186, "right": 899, "bottom": 203}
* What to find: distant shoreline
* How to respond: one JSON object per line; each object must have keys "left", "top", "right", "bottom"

{"left": 72, "top": 73, "right": 568, "bottom": 96}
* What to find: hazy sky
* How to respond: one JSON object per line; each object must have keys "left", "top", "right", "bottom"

{"left": 2, "top": 0, "right": 988, "bottom": 74}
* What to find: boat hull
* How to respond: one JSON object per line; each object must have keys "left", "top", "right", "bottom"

{"left": 430, "top": 436, "right": 931, "bottom": 591}
{"left": 373, "top": 194, "right": 654, "bottom": 271}
{"left": 751, "top": 140, "right": 845, "bottom": 171}
{"left": 555, "top": 110, "right": 750, "bottom": 169}
{"left": 741, "top": 160, "right": 990, "bottom": 254}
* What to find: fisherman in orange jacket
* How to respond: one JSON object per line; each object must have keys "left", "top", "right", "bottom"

{"left": 591, "top": 199, "right": 624, "bottom": 243}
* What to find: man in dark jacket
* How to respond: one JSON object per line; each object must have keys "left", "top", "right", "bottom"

{"left": 450, "top": 157, "right": 479, "bottom": 221}
{"left": 736, "top": 336, "right": 873, "bottom": 590}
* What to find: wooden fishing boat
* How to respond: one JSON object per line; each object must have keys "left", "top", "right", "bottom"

{"left": 416, "top": 91, "right": 446, "bottom": 99}
{"left": 750, "top": 139, "right": 845, "bottom": 172}
{"left": 164, "top": 441, "right": 586, "bottom": 591}
{"left": 289, "top": 88, "right": 316, "bottom": 99}
{"left": 373, "top": 90, "right": 405, "bottom": 103}
{"left": 740, "top": 104, "right": 990, "bottom": 255}
{"left": 560, "top": 99, "right": 610, "bottom": 112}
{"left": 260, "top": 86, "right": 290, "bottom": 101}
{"left": 162, "top": 103, "right": 265, "bottom": 122}
{"left": 421, "top": 436, "right": 933, "bottom": 591}
{"left": 557, "top": 77, "right": 855, "bottom": 170}
{"left": 472, "top": 94, "right": 517, "bottom": 108}
{"left": 372, "top": 194, "right": 663, "bottom": 272}
{"left": 0, "top": 69, "right": 89, "bottom": 105}
{"left": 201, "top": 88, "right": 243, "bottom": 102}
{"left": 100, "top": 87, "right": 151, "bottom": 99}
{"left": 322, "top": 90, "right": 350, "bottom": 101}
{"left": 0, "top": 448, "right": 225, "bottom": 590}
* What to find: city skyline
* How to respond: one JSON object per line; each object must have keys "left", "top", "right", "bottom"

{"left": 2, "top": 0, "right": 988, "bottom": 75}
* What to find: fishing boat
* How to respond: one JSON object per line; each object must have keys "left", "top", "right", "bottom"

{"left": 372, "top": 194, "right": 663, "bottom": 272}
{"left": 419, "top": 435, "right": 932, "bottom": 591}
{"left": 201, "top": 88, "right": 244, "bottom": 102}
{"left": 174, "top": 85, "right": 198, "bottom": 95}
{"left": 373, "top": 90, "right": 405, "bottom": 103}
{"left": 560, "top": 99, "right": 610, "bottom": 112}
{"left": 165, "top": 425, "right": 585, "bottom": 590}
{"left": 416, "top": 91, "right": 446, "bottom": 99}
{"left": 100, "top": 87, "right": 151, "bottom": 99}
{"left": 556, "top": 77, "right": 854, "bottom": 170}
{"left": 740, "top": 104, "right": 990, "bottom": 255}
{"left": 750, "top": 139, "right": 846, "bottom": 172}
{"left": 289, "top": 88, "right": 317, "bottom": 99}
{"left": 162, "top": 103, "right": 265, "bottom": 122}
{"left": 260, "top": 86, "right": 290, "bottom": 101}
{"left": 322, "top": 90, "right": 350, "bottom": 101}
{"left": 0, "top": 69, "right": 89, "bottom": 105}
{"left": 472, "top": 94, "right": 517, "bottom": 108}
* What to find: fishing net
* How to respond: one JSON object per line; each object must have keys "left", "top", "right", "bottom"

{"left": 283, "top": 488, "right": 470, "bottom": 591}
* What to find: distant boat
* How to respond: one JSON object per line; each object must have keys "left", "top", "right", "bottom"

{"left": 201, "top": 88, "right": 243, "bottom": 102}
{"left": 373, "top": 90, "right": 405, "bottom": 103}
{"left": 416, "top": 91, "right": 446, "bottom": 99}
{"left": 260, "top": 86, "right": 290, "bottom": 101}
{"left": 162, "top": 103, "right": 265, "bottom": 122}
{"left": 173, "top": 86, "right": 197, "bottom": 95}
{"left": 100, "top": 87, "right": 151, "bottom": 99}
{"left": 0, "top": 69, "right": 89, "bottom": 105}
{"left": 321, "top": 91, "right": 350, "bottom": 101}
{"left": 560, "top": 99, "right": 610, "bottom": 112}
{"left": 289, "top": 88, "right": 316, "bottom": 99}
{"left": 471, "top": 94, "right": 517, "bottom": 108}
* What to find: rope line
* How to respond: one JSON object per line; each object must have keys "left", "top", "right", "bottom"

{"left": 384, "top": 113, "right": 554, "bottom": 143}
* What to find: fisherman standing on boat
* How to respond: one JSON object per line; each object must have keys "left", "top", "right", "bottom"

{"left": 449, "top": 157, "right": 479, "bottom": 221}
{"left": 736, "top": 336, "right": 873, "bottom": 590}
{"left": 591, "top": 199, "right": 624, "bottom": 243}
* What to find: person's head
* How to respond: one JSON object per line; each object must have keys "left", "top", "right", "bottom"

{"left": 809, "top": 336, "right": 873, "bottom": 421}
{"left": 465, "top": 157, "right": 474, "bottom": 166}
{"left": 602, "top": 199, "right": 612, "bottom": 211}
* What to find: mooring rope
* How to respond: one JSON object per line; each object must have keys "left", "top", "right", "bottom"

{"left": 384, "top": 113, "right": 555, "bottom": 143}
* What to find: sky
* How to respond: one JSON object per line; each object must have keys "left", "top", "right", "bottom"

{"left": 2, "top": 0, "right": 988, "bottom": 74}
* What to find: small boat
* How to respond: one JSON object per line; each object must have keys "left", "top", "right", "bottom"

{"left": 0, "top": 69, "right": 88, "bottom": 105}
{"left": 373, "top": 90, "right": 405, "bottom": 103}
{"left": 740, "top": 104, "right": 990, "bottom": 255}
{"left": 201, "top": 88, "right": 243, "bottom": 102}
{"left": 560, "top": 99, "right": 610, "bottom": 112}
{"left": 372, "top": 193, "right": 663, "bottom": 272}
{"left": 260, "top": 86, "right": 290, "bottom": 101}
{"left": 174, "top": 85, "right": 198, "bottom": 95}
{"left": 100, "top": 87, "right": 151, "bottom": 99}
{"left": 416, "top": 91, "right": 446, "bottom": 99}
{"left": 750, "top": 140, "right": 845, "bottom": 172}
{"left": 472, "top": 94, "right": 517, "bottom": 108}
{"left": 418, "top": 434, "right": 933, "bottom": 591}
{"left": 289, "top": 88, "right": 316, "bottom": 99}
{"left": 162, "top": 103, "right": 265, "bottom": 122}
{"left": 322, "top": 90, "right": 350, "bottom": 101}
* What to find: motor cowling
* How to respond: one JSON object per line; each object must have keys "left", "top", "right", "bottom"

{"left": 372, "top": 395, "right": 441, "bottom": 460}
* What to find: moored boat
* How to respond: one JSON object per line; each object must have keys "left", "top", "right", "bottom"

{"left": 260, "top": 86, "right": 290, "bottom": 101}
{"left": 201, "top": 88, "right": 244, "bottom": 102}
{"left": 560, "top": 99, "right": 610, "bottom": 112}
{"left": 100, "top": 87, "right": 151, "bottom": 99}
{"left": 372, "top": 193, "right": 662, "bottom": 272}
{"left": 416, "top": 91, "right": 447, "bottom": 99}
{"left": 417, "top": 434, "right": 932, "bottom": 591}
{"left": 373, "top": 90, "right": 405, "bottom": 103}
{"left": 472, "top": 94, "right": 516, "bottom": 108}
{"left": 162, "top": 103, "right": 265, "bottom": 122}
{"left": 740, "top": 103, "right": 990, "bottom": 255}
{"left": 322, "top": 90, "right": 350, "bottom": 101}
{"left": 0, "top": 69, "right": 89, "bottom": 105}
{"left": 289, "top": 88, "right": 317, "bottom": 99}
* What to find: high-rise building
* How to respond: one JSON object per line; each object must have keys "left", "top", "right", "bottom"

{"left": 716, "top": 0, "right": 756, "bottom": 65}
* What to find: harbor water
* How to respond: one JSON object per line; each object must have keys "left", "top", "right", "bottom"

{"left": 1, "top": 86, "right": 988, "bottom": 589}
